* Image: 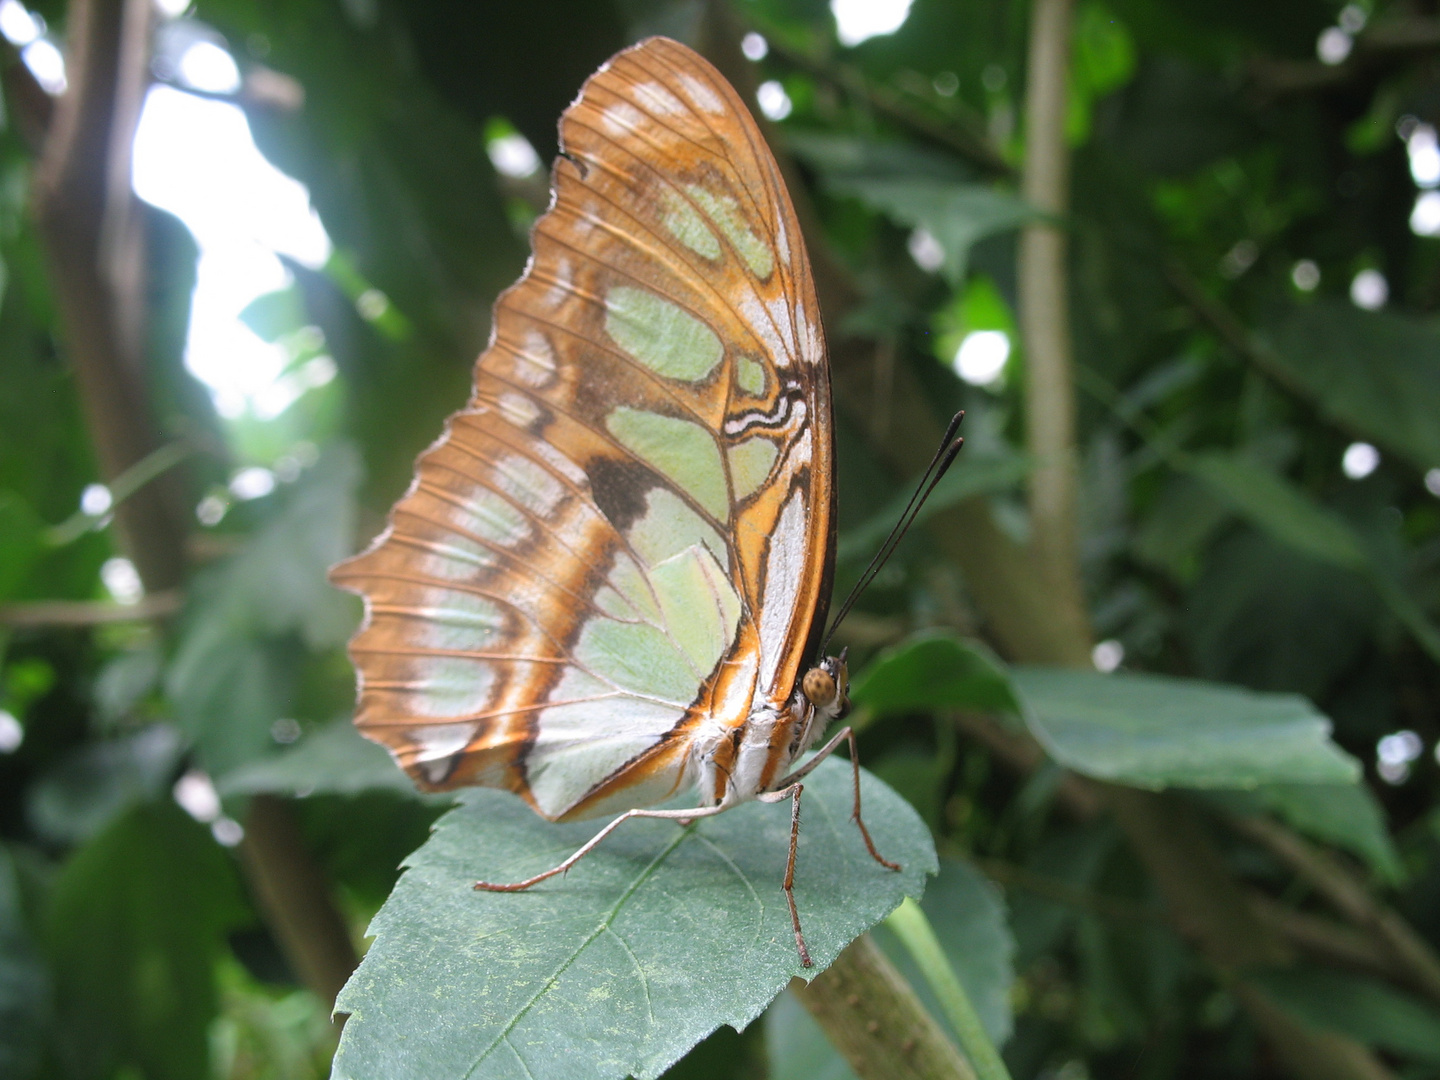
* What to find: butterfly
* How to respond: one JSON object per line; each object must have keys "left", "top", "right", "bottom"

{"left": 330, "top": 35, "right": 952, "bottom": 968}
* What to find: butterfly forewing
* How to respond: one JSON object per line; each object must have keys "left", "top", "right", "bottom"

{"left": 331, "top": 37, "right": 833, "bottom": 821}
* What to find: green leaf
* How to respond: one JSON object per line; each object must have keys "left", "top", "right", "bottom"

{"left": 785, "top": 132, "right": 974, "bottom": 185}
{"left": 1013, "top": 667, "right": 1360, "bottom": 789}
{"left": 1132, "top": 473, "right": 1231, "bottom": 582}
{"left": 166, "top": 445, "right": 362, "bottom": 772}
{"left": 1183, "top": 453, "right": 1365, "bottom": 569}
{"left": 1204, "top": 783, "right": 1402, "bottom": 884}
{"left": 1259, "top": 301, "right": 1440, "bottom": 473}
{"left": 26, "top": 725, "right": 185, "bottom": 845}
{"left": 1182, "top": 452, "right": 1440, "bottom": 663}
{"left": 0, "top": 846, "right": 48, "bottom": 1080}
{"left": 166, "top": 630, "right": 293, "bottom": 776}
{"left": 0, "top": 492, "right": 42, "bottom": 601}
{"left": 332, "top": 757, "right": 936, "bottom": 1080}
{"left": 42, "top": 800, "right": 249, "bottom": 1080}
{"left": 837, "top": 455, "right": 1032, "bottom": 565}
{"left": 1184, "top": 530, "right": 1379, "bottom": 701}
{"left": 826, "top": 177, "right": 1037, "bottom": 286}
{"left": 216, "top": 719, "right": 424, "bottom": 800}
{"left": 1249, "top": 967, "right": 1440, "bottom": 1063}
{"left": 850, "top": 631, "right": 1021, "bottom": 717}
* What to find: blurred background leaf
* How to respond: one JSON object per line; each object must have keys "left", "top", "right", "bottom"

{"left": 4, "top": 0, "right": 1440, "bottom": 1076}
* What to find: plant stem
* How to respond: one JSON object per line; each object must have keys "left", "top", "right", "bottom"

{"left": 1019, "top": 0, "right": 1092, "bottom": 666}
{"left": 239, "top": 796, "right": 361, "bottom": 1019}
{"left": 885, "top": 899, "right": 1012, "bottom": 1080}
{"left": 792, "top": 934, "right": 976, "bottom": 1080}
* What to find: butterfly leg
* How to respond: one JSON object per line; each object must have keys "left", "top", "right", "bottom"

{"left": 757, "top": 781, "right": 811, "bottom": 968}
{"left": 770, "top": 726, "right": 901, "bottom": 873}
{"left": 473, "top": 803, "right": 729, "bottom": 892}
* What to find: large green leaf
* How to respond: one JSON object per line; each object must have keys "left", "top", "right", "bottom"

{"left": 850, "top": 631, "right": 1021, "bottom": 718}
{"left": 1250, "top": 967, "right": 1440, "bottom": 1063}
{"left": 42, "top": 800, "right": 249, "bottom": 1080}
{"left": 217, "top": 719, "right": 422, "bottom": 800}
{"left": 0, "top": 846, "right": 48, "bottom": 1080}
{"left": 1013, "top": 667, "right": 1360, "bottom": 789}
{"left": 332, "top": 757, "right": 936, "bottom": 1080}
{"left": 1259, "top": 301, "right": 1440, "bottom": 473}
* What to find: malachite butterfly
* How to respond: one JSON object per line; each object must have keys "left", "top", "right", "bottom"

{"left": 330, "top": 35, "right": 900, "bottom": 966}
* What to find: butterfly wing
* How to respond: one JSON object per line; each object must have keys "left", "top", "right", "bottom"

{"left": 330, "top": 36, "right": 834, "bottom": 821}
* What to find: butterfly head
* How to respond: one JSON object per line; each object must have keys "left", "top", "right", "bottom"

{"left": 800, "top": 646, "right": 850, "bottom": 722}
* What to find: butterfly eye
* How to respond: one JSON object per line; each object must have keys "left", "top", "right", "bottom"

{"left": 801, "top": 667, "right": 838, "bottom": 708}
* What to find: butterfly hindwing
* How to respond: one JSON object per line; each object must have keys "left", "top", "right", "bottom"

{"left": 331, "top": 37, "right": 833, "bottom": 820}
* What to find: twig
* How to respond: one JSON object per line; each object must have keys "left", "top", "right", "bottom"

{"left": 1160, "top": 259, "right": 1380, "bottom": 451}
{"left": 45, "top": 439, "right": 195, "bottom": 545}
{"left": 1230, "top": 814, "right": 1440, "bottom": 1009}
{"left": 0, "top": 591, "right": 182, "bottom": 627}
{"left": 792, "top": 934, "right": 976, "bottom": 1080}
{"left": 1246, "top": 893, "right": 1401, "bottom": 982}
{"left": 1248, "top": 16, "right": 1440, "bottom": 96}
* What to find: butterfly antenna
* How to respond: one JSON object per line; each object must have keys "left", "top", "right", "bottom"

{"left": 820, "top": 412, "right": 965, "bottom": 655}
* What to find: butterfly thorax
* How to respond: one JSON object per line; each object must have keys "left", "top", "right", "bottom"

{"left": 690, "top": 652, "right": 848, "bottom": 808}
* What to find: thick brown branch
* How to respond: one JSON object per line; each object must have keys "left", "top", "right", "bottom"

{"left": 31, "top": 0, "right": 187, "bottom": 591}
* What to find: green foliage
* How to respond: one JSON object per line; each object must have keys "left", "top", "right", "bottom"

{"left": 42, "top": 801, "right": 250, "bottom": 1080}
{"left": 7, "top": 0, "right": 1440, "bottom": 1077}
{"left": 1014, "top": 666, "right": 1360, "bottom": 788}
{"left": 1260, "top": 301, "right": 1440, "bottom": 474}
{"left": 851, "top": 632, "right": 1020, "bottom": 716}
{"left": 1251, "top": 967, "right": 1440, "bottom": 1062}
{"left": 0, "top": 847, "right": 49, "bottom": 1080}
{"left": 217, "top": 720, "right": 416, "bottom": 800}
{"left": 166, "top": 445, "right": 360, "bottom": 772}
{"left": 332, "top": 759, "right": 936, "bottom": 1080}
